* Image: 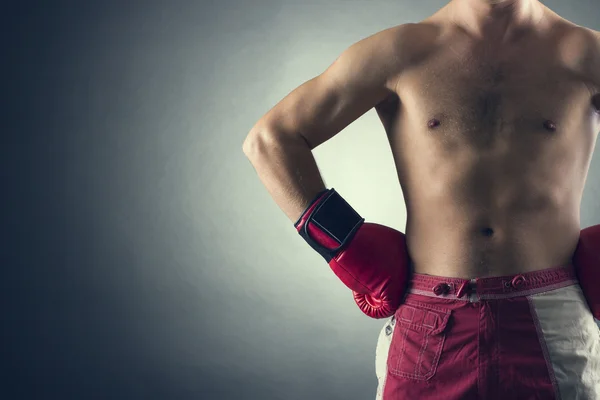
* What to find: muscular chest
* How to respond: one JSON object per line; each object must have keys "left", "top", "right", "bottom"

{"left": 396, "top": 42, "right": 593, "bottom": 144}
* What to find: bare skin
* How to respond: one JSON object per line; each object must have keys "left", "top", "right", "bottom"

{"left": 243, "top": 0, "right": 600, "bottom": 279}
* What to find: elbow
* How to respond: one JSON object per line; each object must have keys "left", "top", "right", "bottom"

{"left": 242, "top": 132, "right": 262, "bottom": 159}
{"left": 242, "top": 126, "right": 283, "bottom": 159}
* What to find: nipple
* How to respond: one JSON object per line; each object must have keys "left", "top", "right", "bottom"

{"left": 543, "top": 120, "right": 557, "bottom": 132}
{"left": 427, "top": 118, "right": 441, "bottom": 129}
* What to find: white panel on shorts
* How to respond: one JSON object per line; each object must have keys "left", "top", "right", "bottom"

{"left": 375, "top": 317, "right": 394, "bottom": 400}
{"left": 528, "top": 284, "right": 600, "bottom": 400}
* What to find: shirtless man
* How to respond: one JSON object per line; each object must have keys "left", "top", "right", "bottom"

{"left": 243, "top": 0, "right": 600, "bottom": 398}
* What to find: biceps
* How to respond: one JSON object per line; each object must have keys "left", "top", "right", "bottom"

{"left": 262, "top": 74, "right": 388, "bottom": 148}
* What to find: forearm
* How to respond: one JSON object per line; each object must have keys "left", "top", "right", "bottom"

{"left": 243, "top": 128, "right": 326, "bottom": 222}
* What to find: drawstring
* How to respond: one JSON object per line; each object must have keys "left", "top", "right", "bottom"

{"left": 511, "top": 274, "right": 527, "bottom": 288}
{"left": 456, "top": 281, "right": 469, "bottom": 298}
{"left": 433, "top": 275, "right": 528, "bottom": 298}
{"left": 433, "top": 280, "right": 472, "bottom": 298}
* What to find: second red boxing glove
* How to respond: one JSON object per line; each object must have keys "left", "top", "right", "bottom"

{"left": 573, "top": 224, "right": 600, "bottom": 321}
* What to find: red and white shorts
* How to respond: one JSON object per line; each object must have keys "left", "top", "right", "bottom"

{"left": 375, "top": 264, "right": 600, "bottom": 400}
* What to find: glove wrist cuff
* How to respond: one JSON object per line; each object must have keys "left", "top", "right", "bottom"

{"left": 295, "top": 188, "right": 365, "bottom": 261}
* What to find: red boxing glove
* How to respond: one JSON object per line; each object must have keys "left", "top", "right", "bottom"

{"left": 573, "top": 224, "right": 600, "bottom": 321}
{"left": 295, "top": 188, "right": 410, "bottom": 319}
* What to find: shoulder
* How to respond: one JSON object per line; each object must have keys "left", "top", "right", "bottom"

{"left": 346, "top": 22, "right": 441, "bottom": 84}
{"left": 551, "top": 18, "right": 600, "bottom": 91}
{"left": 325, "top": 22, "right": 440, "bottom": 94}
{"left": 372, "top": 22, "right": 442, "bottom": 63}
{"left": 570, "top": 25, "right": 600, "bottom": 91}
{"left": 558, "top": 23, "right": 600, "bottom": 55}
{"left": 371, "top": 22, "right": 441, "bottom": 46}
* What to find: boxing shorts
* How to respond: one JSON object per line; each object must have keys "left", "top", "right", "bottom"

{"left": 375, "top": 264, "right": 600, "bottom": 400}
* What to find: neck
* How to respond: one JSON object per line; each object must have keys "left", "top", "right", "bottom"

{"left": 449, "top": 0, "right": 544, "bottom": 40}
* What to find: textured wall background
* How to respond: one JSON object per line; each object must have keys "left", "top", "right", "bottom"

{"left": 3, "top": 1, "right": 600, "bottom": 399}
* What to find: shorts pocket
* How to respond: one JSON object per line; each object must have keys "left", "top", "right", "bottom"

{"left": 387, "top": 300, "right": 451, "bottom": 381}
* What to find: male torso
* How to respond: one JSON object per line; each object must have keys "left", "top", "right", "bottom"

{"left": 375, "top": 7, "right": 600, "bottom": 278}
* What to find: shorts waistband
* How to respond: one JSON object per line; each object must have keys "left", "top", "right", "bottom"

{"left": 407, "top": 264, "right": 578, "bottom": 301}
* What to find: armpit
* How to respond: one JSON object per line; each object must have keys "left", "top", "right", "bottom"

{"left": 592, "top": 93, "right": 600, "bottom": 114}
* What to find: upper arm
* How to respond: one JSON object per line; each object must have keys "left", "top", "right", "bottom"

{"left": 581, "top": 30, "right": 600, "bottom": 113}
{"left": 254, "top": 25, "right": 411, "bottom": 149}
{"left": 582, "top": 29, "right": 600, "bottom": 92}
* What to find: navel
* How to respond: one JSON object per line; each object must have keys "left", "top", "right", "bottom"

{"left": 481, "top": 227, "right": 495, "bottom": 237}
{"left": 543, "top": 119, "right": 557, "bottom": 132}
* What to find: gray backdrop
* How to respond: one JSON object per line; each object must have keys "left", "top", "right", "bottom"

{"left": 3, "top": 1, "right": 599, "bottom": 399}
